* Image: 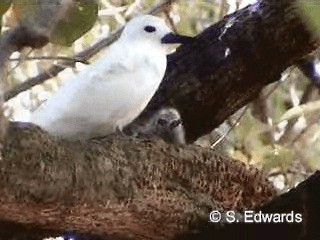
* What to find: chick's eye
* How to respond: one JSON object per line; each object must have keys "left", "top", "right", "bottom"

{"left": 144, "top": 26, "right": 156, "bottom": 33}
{"left": 157, "top": 118, "right": 167, "bottom": 126}
{"left": 170, "top": 119, "right": 182, "bottom": 129}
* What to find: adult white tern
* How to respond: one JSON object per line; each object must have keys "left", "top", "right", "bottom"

{"left": 31, "top": 15, "right": 192, "bottom": 140}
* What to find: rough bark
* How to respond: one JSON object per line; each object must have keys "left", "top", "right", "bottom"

{"left": 174, "top": 171, "right": 320, "bottom": 240}
{"left": 0, "top": 0, "right": 319, "bottom": 239}
{"left": 0, "top": 122, "right": 277, "bottom": 240}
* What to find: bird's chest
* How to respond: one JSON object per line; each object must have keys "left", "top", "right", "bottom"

{"left": 113, "top": 51, "right": 166, "bottom": 128}
{"left": 119, "top": 50, "right": 166, "bottom": 96}
{"left": 133, "top": 50, "right": 166, "bottom": 81}
{"left": 81, "top": 47, "right": 167, "bottom": 133}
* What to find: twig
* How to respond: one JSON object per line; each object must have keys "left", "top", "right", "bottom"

{"left": 3, "top": 0, "right": 176, "bottom": 102}
{"left": 3, "top": 27, "right": 120, "bottom": 102}
{"left": 279, "top": 55, "right": 320, "bottom": 145}
{"left": 210, "top": 106, "right": 248, "bottom": 149}
{"left": 8, "top": 49, "right": 33, "bottom": 75}
{"left": 161, "top": 1, "right": 177, "bottom": 33}
{"left": 149, "top": 0, "right": 176, "bottom": 15}
{"left": 210, "top": 80, "right": 282, "bottom": 150}
{"left": 278, "top": 83, "right": 316, "bottom": 144}
{"left": 9, "top": 56, "right": 90, "bottom": 65}
{"left": 290, "top": 109, "right": 319, "bottom": 145}
{"left": 267, "top": 168, "right": 310, "bottom": 178}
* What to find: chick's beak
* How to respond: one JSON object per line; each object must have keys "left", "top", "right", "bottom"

{"left": 161, "top": 32, "right": 194, "bottom": 44}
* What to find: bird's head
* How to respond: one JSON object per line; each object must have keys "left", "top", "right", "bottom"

{"left": 120, "top": 15, "right": 193, "bottom": 47}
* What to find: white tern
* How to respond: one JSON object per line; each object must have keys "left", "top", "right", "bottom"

{"left": 31, "top": 15, "right": 192, "bottom": 140}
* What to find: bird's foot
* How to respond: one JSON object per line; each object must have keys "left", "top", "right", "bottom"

{"left": 115, "top": 126, "right": 126, "bottom": 137}
{"left": 14, "top": 121, "right": 37, "bottom": 129}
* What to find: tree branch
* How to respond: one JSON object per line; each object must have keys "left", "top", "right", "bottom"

{"left": 174, "top": 171, "right": 320, "bottom": 240}
{"left": 0, "top": 122, "right": 276, "bottom": 240}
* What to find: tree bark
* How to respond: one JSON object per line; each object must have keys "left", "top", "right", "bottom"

{"left": 174, "top": 171, "right": 320, "bottom": 240}
{"left": 0, "top": 0, "right": 319, "bottom": 239}
{"left": 0, "top": 123, "right": 276, "bottom": 240}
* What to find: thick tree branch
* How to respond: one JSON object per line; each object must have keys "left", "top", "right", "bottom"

{"left": 0, "top": 122, "right": 276, "bottom": 240}
{"left": 174, "top": 171, "right": 320, "bottom": 240}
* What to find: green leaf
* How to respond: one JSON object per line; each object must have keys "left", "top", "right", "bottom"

{"left": 50, "top": 0, "right": 98, "bottom": 46}
{"left": 300, "top": 1, "right": 320, "bottom": 36}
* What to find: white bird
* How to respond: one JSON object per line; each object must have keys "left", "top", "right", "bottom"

{"left": 31, "top": 15, "right": 192, "bottom": 140}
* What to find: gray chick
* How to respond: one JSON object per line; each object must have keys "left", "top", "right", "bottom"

{"left": 127, "top": 108, "right": 185, "bottom": 145}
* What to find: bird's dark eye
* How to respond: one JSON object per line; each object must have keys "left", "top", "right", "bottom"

{"left": 170, "top": 119, "right": 182, "bottom": 129}
{"left": 144, "top": 26, "right": 156, "bottom": 33}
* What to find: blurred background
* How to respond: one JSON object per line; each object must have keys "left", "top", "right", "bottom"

{"left": 1, "top": 0, "right": 320, "bottom": 193}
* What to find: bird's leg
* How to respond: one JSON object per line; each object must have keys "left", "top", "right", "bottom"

{"left": 115, "top": 126, "right": 127, "bottom": 137}
{"left": 90, "top": 126, "right": 127, "bottom": 143}
{"left": 115, "top": 125, "right": 142, "bottom": 142}
{"left": 16, "top": 121, "right": 38, "bottom": 129}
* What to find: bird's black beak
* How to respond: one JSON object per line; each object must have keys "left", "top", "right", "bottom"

{"left": 161, "top": 32, "right": 194, "bottom": 44}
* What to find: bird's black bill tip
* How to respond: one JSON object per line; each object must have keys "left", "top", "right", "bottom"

{"left": 161, "top": 33, "right": 194, "bottom": 45}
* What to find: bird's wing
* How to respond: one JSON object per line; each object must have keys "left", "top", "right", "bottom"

{"left": 89, "top": 41, "right": 135, "bottom": 77}
{"left": 31, "top": 42, "right": 136, "bottom": 129}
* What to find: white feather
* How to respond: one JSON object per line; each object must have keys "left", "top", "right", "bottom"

{"left": 31, "top": 15, "right": 174, "bottom": 140}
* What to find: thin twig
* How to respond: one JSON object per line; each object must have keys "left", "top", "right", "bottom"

{"left": 208, "top": 79, "right": 283, "bottom": 164}
{"left": 8, "top": 49, "right": 33, "bottom": 75}
{"left": 3, "top": 0, "right": 176, "bottom": 102}
{"left": 278, "top": 83, "right": 316, "bottom": 145}
{"left": 162, "top": 3, "right": 177, "bottom": 33}
{"left": 9, "top": 56, "right": 90, "bottom": 65}
{"left": 280, "top": 55, "right": 320, "bottom": 144}
{"left": 149, "top": 0, "right": 176, "bottom": 15}
{"left": 267, "top": 168, "right": 310, "bottom": 178}
{"left": 290, "top": 111, "right": 319, "bottom": 145}
{"left": 210, "top": 106, "right": 248, "bottom": 149}
{"left": 210, "top": 80, "right": 282, "bottom": 150}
